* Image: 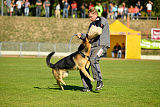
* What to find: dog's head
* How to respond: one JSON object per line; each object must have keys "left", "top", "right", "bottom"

{"left": 78, "top": 37, "right": 91, "bottom": 56}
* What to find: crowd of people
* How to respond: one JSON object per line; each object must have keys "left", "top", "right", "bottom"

{"left": 4, "top": 0, "right": 153, "bottom": 19}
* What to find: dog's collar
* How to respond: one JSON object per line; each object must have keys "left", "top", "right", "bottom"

{"left": 79, "top": 51, "right": 85, "bottom": 58}
{"left": 79, "top": 51, "right": 90, "bottom": 60}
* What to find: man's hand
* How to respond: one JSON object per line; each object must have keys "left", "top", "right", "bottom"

{"left": 77, "top": 33, "right": 81, "bottom": 38}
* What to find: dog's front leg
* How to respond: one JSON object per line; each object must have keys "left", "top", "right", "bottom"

{"left": 57, "top": 80, "right": 64, "bottom": 90}
{"left": 86, "top": 61, "right": 90, "bottom": 69}
{"left": 79, "top": 67, "right": 95, "bottom": 82}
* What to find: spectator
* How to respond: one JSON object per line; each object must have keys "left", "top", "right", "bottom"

{"left": 95, "top": 2, "right": 103, "bottom": 17}
{"left": 89, "top": 2, "right": 94, "bottom": 10}
{"left": 62, "top": 0, "right": 70, "bottom": 18}
{"left": 36, "top": 0, "right": 42, "bottom": 17}
{"left": 108, "top": 2, "right": 113, "bottom": 19}
{"left": 24, "top": 0, "right": 30, "bottom": 16}
{"left": 81, "top": 2, "right": 86, "bottom": 18}
{"left": 55, "top": 2, "right": 60, "bottom": 18}
{"left": 71, "top": 0, "right": 77, "bottom": 18}
{"left": 4, "top": 0, "right": 11, "bottom": 16}
{"left": 121, "top": 43, "right": 125, "bottom": 58}
{"left": 134, "top": 6, "right": 139, "bottom": 20}
{"left": 146, "top": 0, "right": 153, "bottom": 19}
{"left": 43, "top": 0, "right": 50, "bottom": 17}
{"left": 112, "top": 3, "right": 118, "bottom": 19}
{"left": 136, "top": 1, "right": 143, "bottom": 17}
{"left": 16, "top": 0, "right": 23, "bottom": 16}
{"left": 103, "top": 4, "right": 108, "bottom": 19}
{"left": 122, "top": 2, "right": 128, "bottom": 20}
{"left": 118, "top": 5, "right": 123, "bottom": 19}
{"left": 128, "top": 5, "right": 134, "bottom": 20}
{"left": 10, "top": 0, "right": 15, "bottom": 16}
{"left": 112, "top": 43, "right": 121, "bottom": 58}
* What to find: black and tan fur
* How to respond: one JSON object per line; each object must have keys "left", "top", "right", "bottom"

{"left": 46, "top": 38, "right": 94, "bottom": 90}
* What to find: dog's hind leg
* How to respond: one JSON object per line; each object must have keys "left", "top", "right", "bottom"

{"left": 80, "top": 67, "right": 95, "bottom": 82}
{"left": 59, "top": 70, "right": 67, "bottom": 85}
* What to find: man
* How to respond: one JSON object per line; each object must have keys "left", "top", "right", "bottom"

{"left": 16, "top": 0, "right": 23, "bottom": 16}
{"left": 95, "top": 2, "right": 103, "bottom": 17}
{"left": 71, "top": 0, "right": 77, "bottom": 18}
{"left": 112, "top": 43, "right": 121, "bottom": 58}
{"left": 24, "top": 0, "right": 30, "bottom": 16}
{"left": 146, "top": 0, "right": 153, "bottom": 19}
{"left": 136, "top": 0, "right": 143, "bottom": 18}
{"left": 55, "top": 2, "right": 60, "bottom": 18}
{"left": 62, "top": 0, "right": 70, "bottom": 18}
{"left": 4, "top": 0, "right": 11, "bottom": 16}
{"left": 36, "top": 0, "right": 42, "bottom": 17}
{"left": 43, "top": 0, "right": 50, "bottom": 17}
{"left": 77, "top": 7, "right": 110, "bottom": 92}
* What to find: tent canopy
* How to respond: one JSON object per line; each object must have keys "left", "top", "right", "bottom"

{"left": 109, "top": 20, "right": 141, "bottom": 36}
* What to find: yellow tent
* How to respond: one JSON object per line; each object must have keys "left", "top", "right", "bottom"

{"left": 108, "top": 20, "right": 141, "bottom": 59}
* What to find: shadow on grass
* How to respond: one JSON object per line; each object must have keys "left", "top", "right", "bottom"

{"left": 33, "top": 85, "right": 99, "bottom": 93}
{"left": 33, "top": 84, "right": 83, "bottom": 91}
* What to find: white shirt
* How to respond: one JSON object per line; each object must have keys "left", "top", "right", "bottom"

{"left": 118, "top": 7, "right": 123, "bottom": 14}
{"left": 16, "top": 1, "right": 22, "bottom": 9}
{"left": 146, "top": 3, "right": 152, "bottom": 10}
{"left": 56, "top": 4, "right": 60, "bottom": 10}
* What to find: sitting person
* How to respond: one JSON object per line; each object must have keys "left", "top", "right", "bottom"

{"left": 112, "top": 43, "right": 121, "bottom": 58}
{"left": 121, "top": 43, "right": 125, "bottom": 58}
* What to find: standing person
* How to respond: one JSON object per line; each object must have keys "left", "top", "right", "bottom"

{"left": 103, "top": 4, "right": 108, "bottom": 19}
{"left": 146, "top": 0, "right": 153, "bottom": 19}
{"left": 24, "top": 0, "right": 30, "bottom": 16}
{"left": 36, "top": 0, "right": 42, "bottom": 17}
{"left": 108, "top": 2, "right": 113, "bottom": 19}
{"left": 77, "top": 7, "right": 110, "bottom": 92}
{"left": 10, "top": 0, "right": 15, "bottom": 16}
{"left": 62, "top": 0, "right": 70, "bottom": 18}
{"left": 112, "top": 3, "right": 118, "bottom": 19}
{"left": 4, "top": 0, "right": 11, "bottom": 16}
{"left": 43, "top": 0, "right": 50, "bottom": 17}
{"left": 55, "top": 2, "right": 60, "bottom": 18}
{"left": 95, "top": 2, "right": 103, "bottom": 17}
{"left": 122, "top": 2, "right": 128, "bottom": 20}
{"left": 71, "top": 0, "right": 77, "bottom": 18}
{"left": 117, "top": 5, "right": 123, "bottom": 19}
{"left": 136, "top": 0, "right": 143, "bottom": 18}
{"left": 81, "top": 2, "right": 86, "bottom": 18}
{"left": 89, "top": 2, "right": 94, "bottom": 10}
{"left": 16, "top": 0, "right": 23, "bottom": 16}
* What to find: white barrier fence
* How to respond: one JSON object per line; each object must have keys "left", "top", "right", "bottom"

{"left": 0, "top": 42, "right": 79, "bottom": 56}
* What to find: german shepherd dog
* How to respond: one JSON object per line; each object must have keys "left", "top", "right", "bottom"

{"left": 46, "top": 38, "right": 94, "bottom": 90}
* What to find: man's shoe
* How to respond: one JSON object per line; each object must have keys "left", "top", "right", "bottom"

{"left": 82, "top": 88, "right": 93, "bottom": 92}
{"left": 95, "top": 81, "right": 104, "bottom": 91}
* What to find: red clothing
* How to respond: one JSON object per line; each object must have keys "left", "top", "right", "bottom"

{"left": 89, "top": 4, "right": 94, "bottom": 10}
{"left": 128, "top": 8, "right": 134, "bottom": 13}
{"left": 71, "top": 3, "right": 77, "bottom": 9}
{"left": 134, "top": 7, "right": 139, "bottom": 13}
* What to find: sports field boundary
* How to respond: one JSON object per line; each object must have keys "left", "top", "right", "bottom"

{"left": 1, "top": 51, "right": 160, "bottom": 60}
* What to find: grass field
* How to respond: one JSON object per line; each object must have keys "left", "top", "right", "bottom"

{"left": 0, "top": 57, "right": 160, "bottom": 107}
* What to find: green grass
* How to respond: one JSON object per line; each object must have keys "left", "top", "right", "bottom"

{"left": 0, "top": 57, "right": 160, "bottom": 107}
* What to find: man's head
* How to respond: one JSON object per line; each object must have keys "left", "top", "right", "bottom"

{"left": 88, "top": 7, "right": 98, "bottom": 22}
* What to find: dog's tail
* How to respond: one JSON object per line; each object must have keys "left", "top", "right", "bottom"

{"left": 46, "top": 52, "right": 55, "bottom": 68}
